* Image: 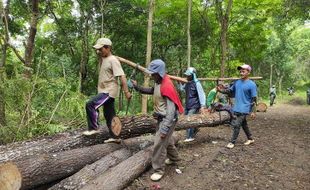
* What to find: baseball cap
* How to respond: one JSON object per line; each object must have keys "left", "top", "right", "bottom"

{"left": 184, "top": 67, "right": 196, "bottom": 76}
{"left": 237, "top": 64, "right": 252, "bottom": 72}
{"left": 93, "top": 38, "right": 112, "bottom": 49}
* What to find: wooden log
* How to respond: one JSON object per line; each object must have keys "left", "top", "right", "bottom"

{"left": 0, "top": 162, "right": 22, "bottom": 190}
{"left": 80, "top": 133, "right": 183, "bottom": 190}
{"left": 0, "top": 129, "right": 110, "bottom": 163}
{"left": 117, "top": 56, "right": 263, "bottom": 83}
{"left": 49, "top": 133, "right": 182, "bottom": 190}
{"left": 81, "top": 147, "right": 153, "bottom": 190}
{"left": 16, "top": 143, "right": 121, "bottom": 190}
{"left": 3, "top": 136, "right": 155, "bottom": 190}
{"left": 0, "top": 111, "right": 230, "bottom": 164}
{"left": 111, "top": 111, "right": 231, "bottom": 138}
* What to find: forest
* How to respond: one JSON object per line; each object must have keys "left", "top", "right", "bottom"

{"left": 0, "top": 1, "right": 310, "bottom": 190}
{"left": 0, "top": 0, "right": 309, "bottom": 143}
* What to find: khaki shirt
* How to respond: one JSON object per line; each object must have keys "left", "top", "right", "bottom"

{"left": 98, "top": 55, "right": 125, "bottom": 98}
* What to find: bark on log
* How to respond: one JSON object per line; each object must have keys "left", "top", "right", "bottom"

{"left": 49, "top": 133, "right": 182, "bottom": 190}
{"left": 80, "top": 147, "right": 153, "bottom": 190}
{"left": 0, "top": 111, "right": 230, "bottom": 164}
{"left": 80, "top": 133, "right": 183, "bottom": 190}
{"left": 0, "top": 129, "right": 110, "bottom": 163}
{"left": 113, "top": 111, "right": 230, "bottom": 138}
{"left": 3, "top": 136, "right": 155, "bottom": 190}
{"left": 0, "top": 162, "right": 22, "bottom": 190}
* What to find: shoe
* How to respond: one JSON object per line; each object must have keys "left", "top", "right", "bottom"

{"left": 244, "top": 139, "right": 255, "bottom": 145}
{"left": 184, "top": 138, "right": 195, "bottom": 142}
{"left": 104, "top": 138, "right": 121, "bottom": 143}
{"left": 150, "top": 172, "right": 163, "bottom": 181}
{"left": 82, "top": 130, "right": 100, "bottom": 136}
{"left": 165, "top": 158, "right": 176, "bottom": 165}
{"left": 226, "top": 143, "right": 235, "bottom": 149}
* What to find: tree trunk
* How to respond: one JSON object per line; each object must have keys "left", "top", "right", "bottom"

{"left": 142, "top": 0, "right": 155, "bottom": 114}
{"left": 81, "top": 147, "right": 152, "bottom": 190}
{"left": 0, "top": 111, "right": 230, "bottom": 164}
{"left": 49, "top": 148, "right": 132, "bottom": 190}
{"left": 80, "top": 133, "right": 183, "bottom": 190}
{"left": 24, "top": 0, "right": 39, "bottom": 69}
{"left": 16, "top": 144, "right": 121, "bottom": 190}
{"left": 0, "top": 0, "right": 10, "bottom": 127}
{"left": 5, "top": 136, "right": 156, "bottom": 190}
{"left": 217, "top": 0, "right": 233, "bottom": 77}
{"left": 49, "top": 135, "right": 156, "bottom": 190}
{"left": 270, "top": 64, "right": 273, "bottom": 88}
{"left": 0, "top": 162, "right": 22, "bottom": 190}
{"left": 187, "top": 0, "right": 192, "bottom": 68}
{"left": 79, "top": 10, "right": 90, "bottom": 93}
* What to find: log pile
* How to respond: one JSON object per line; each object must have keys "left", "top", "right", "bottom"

{"left": 0, "top": 112, "right": 230, "bottom": 190}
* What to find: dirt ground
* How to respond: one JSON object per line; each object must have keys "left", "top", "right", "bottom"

{"left": 126, "top": 103, "right": 310, "bottom": 190}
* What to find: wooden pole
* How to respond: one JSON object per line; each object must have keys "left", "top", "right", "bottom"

{"left": 117, "top": 56, "right": 263, "bottom": 83}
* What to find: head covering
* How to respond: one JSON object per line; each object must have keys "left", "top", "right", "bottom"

{"left": 93, "top": 38, "right": 112, "bottom": 49}
{"left": 146, "top": 59, "right": 166, "bottom": 78}
{"left": 272, "top": 85, "right": 275, "bottom": 88}
{"left": 237, "top": 64, "right": 252, "bottom": 72}
{"left": 184, "top": 67, "right": 198, "bottom": 82}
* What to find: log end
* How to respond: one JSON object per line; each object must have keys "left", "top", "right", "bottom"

{"left": 0, "top": 162, "right": 22, "bottom": 190}
{"left": 257, "top": 102, "right": 267, "bottom": 112}
{"left": 111, "top": 116, "right": 122, "bottom": 136}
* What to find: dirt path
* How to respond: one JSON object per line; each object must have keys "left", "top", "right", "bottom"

{"left": 126, "top": 103, "right": 310, "bottom": 190}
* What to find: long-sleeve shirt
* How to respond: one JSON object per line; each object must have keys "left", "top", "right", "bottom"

{"left": 179, "top": 81, "right": 206, "bottom": 110}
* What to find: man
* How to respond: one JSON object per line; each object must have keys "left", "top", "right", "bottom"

{"left": 132, "top": 59, "right": 183, "bottom": 181}
{"left": 206, "top": 83, "right": 228, "bottom": 110}
{"left": 83, "top": 38, "right": 131, "bottom": 143}
{"left": 180, "top": 67, "right": 206, "bottom": 142}
{"left": 269, "top": 85, "right": 276, "bottom": 106}
{"left": 218, "top": 64, "right": 257, "bottom": 149}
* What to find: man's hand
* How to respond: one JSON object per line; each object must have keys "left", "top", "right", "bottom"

{"left": 250, "top": 112, "right": 256, "bottom": 119}
{"left": 160, "top": 132, "right": 167, "bottom": 138}
{"left": 199, "top": 107, "right": 208, "bottom": 114}
{"left": 131, "top": 79, "right": 137, "bottom": 86}
{"left": 124, "top": 91, "right": 132, "bottom": 100}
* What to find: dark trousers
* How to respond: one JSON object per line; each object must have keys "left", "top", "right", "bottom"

{"left": 230, "top": 112, "right": 253, "bottom": 144}
{"left": 85, "top": 93, "right": 116, "bottom": 137}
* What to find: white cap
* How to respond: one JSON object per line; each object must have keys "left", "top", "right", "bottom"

{"left": 93, "top": 38, "right": 112, "bottom": 49}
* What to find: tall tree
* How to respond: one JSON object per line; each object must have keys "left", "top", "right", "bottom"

{"left": 24, "top": 0, "right": 39, "bottom": 74}
{"left": 0, "top": 0, "right": 10, "bottom": 126}
{"left": 216, "top": 0, "right": 233, "bottom": 77}
{"left": 142, "top": 0, "right": 155, "bottom": 114}
{"left": 187, "top": 0, "right": 192, "bottom": 68}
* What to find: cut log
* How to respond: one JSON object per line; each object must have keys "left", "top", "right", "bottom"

{"left": 81, "top": 147, "right": 153, "bottom": 190}
{"left": 0, "top": 111, "right": 230, "bottom": 164}
{"left": 3, "top": 135, "right": 155, "bottom": 190}
{"left": 0, "top": 129, "right": 110, "bottom": 163}
{"left": 48, "top": 148, "right": 132, "bottom": 190}
{"left": 0, "top": 162, "right": 22, "bottom": 190}
{"left": 80, "top": 133, "right": 183, "bottom": 190}
{"left": 111, "top": 111, "right": 231, "bottom": 138}
{"left": 49, "top": 133, "right": 182, "bottom": 190}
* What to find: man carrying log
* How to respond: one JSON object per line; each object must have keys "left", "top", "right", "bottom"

{"left": 131, "top": 59, "right": 184, "bottom": 181}
{"left": 217, "top": 64, "right": 257, "bottom": 149}
{"left": 83, "top": 38, "right": 132, "bottom": 143}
